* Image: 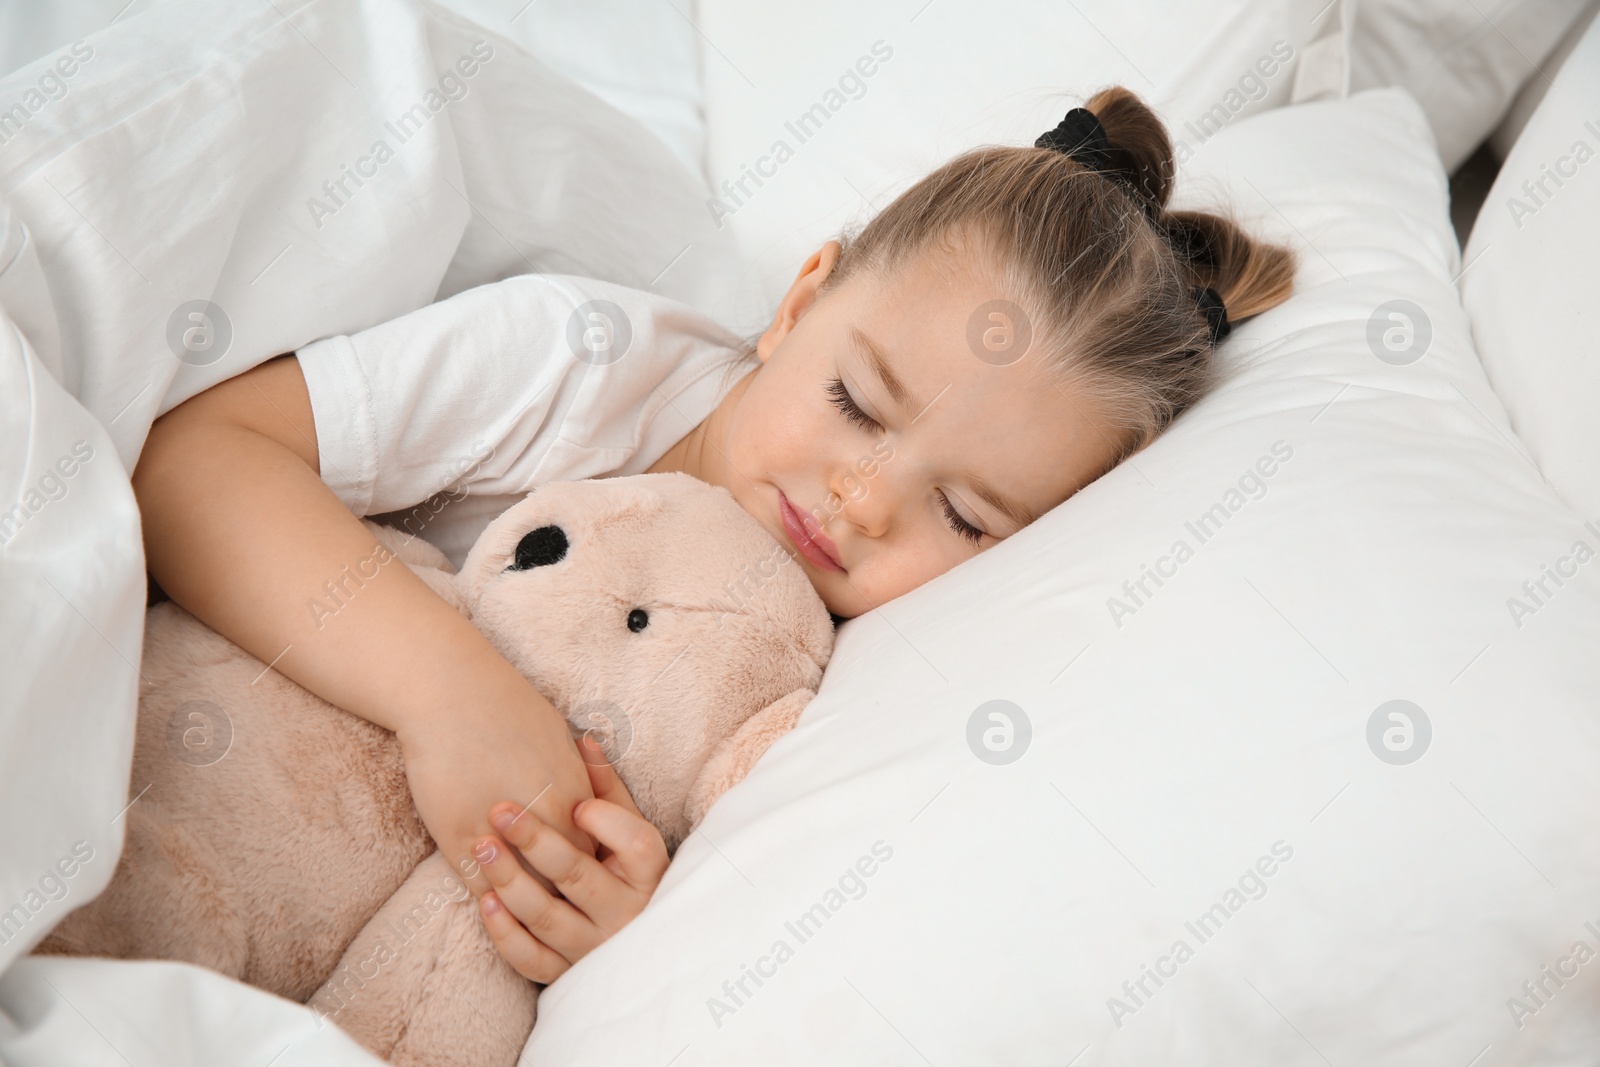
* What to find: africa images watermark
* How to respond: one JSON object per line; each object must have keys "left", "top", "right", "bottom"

{"left": 305, "top": 40, "right": 496, "bottom": 230}
{"left": 714, "top": 437, "right": 894, "bottom": 627}
{"left": 1105, "top": 839, "right": 1295, "bottom": 1028}
{"left": 0, "top": 40, "right": 94, "bottom": 148}
{"left": 1106, "top": 440, "right": 1295, "bottom": 627}
{"left": 967, "top": 699, "right": 1032, "bottom": 765}
{"left": 304, "top": 440, "right": 494, "bottom": 629}
{"left": 307, "top": 867, "right": 471, "bottom": 1024}
{"left": 0, "top": 841, "right": 96, "bottom": 946}
{"left": 705, "top": 840, "right": 895, "bottom": 1027}
{"left": 1503, "top": 115, "right": 1600, "bottom": 230}
{"left": 167, "top": 698, "right": 235, "bottom": 767}
{"left": 1171, "top": 40, "right": 1295, "bottom": 166}
{"left": 705, "top": 39, "right": 895, "bottom": 228}
{"left": 1505, "top": 917, "right": 1600, "bottom": 1030}
{"left": 1505, "top": 519, "right": 1600, "bottom": 630}
{"left": 1367, "top": 699, "right": 1431, "bottom": 765}
{"left": 0, "top": 440, "right": 97, "bottom": 546}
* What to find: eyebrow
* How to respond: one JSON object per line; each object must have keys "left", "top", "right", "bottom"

{"left": 847, "top": 325, "right": 1037, "bottom": 534}
{"left": 849, "top": 325, "right": 923, "bottom": 416}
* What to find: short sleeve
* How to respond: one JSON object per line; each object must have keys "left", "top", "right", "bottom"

{"left": 294, "top": 273, "right": 744, "bottom": 518}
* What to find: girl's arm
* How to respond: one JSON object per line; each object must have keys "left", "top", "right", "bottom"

{"left": 132, "top": 354, "right": 595, "bottom": 895}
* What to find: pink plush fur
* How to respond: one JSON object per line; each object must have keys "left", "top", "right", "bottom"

{"left": 37, "top": 472, "right": 833, "bottom": 1066}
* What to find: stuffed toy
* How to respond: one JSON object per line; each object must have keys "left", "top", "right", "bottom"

{"left": 37, "top": 472, "right": 834, "bottom": 1066}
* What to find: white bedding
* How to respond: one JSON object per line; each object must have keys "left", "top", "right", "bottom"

{"left": 0, "top": 0, "right": 708, "bottom": 182}
{"left": 0, "top": 0, "right": 739, "bottom": 1061}
{"left": 694, "top": 0, "right": 1355, "bottom": 337}
{"left": 4, "top": 1, "right": 1598, "bottom": 1064}
{"left": 524, "top": 85, "right": 1600, "bottom": 1065}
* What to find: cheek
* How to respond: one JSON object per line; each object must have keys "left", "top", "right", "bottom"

{"left": 736, "top": 374, "right": 830, "bottom": 467}
{"left": 908, "top": 526, "right": 977, "bottom": 590}
{"left": 849, "top": 529, "right": 945, "bottom": 604}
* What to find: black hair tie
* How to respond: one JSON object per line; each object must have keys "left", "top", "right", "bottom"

{"left": 1035, "top": 106, "right": 1161, "bottom": 223}
{"left": 1036, "top": 108, "right": 1230, "bottom": 345}
{"left": 1163, "top": 216, "right": 1218, "bottom": 269}
{"left": 1192, "top": 285, "right": 1230, "bottom": 345}
{"left": 1034, "top": 107, "right": 1111, "bottom": 172}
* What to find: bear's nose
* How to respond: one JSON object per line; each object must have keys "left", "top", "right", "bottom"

{"left": 508, "top": 525, "right": 568, "bottom": 570}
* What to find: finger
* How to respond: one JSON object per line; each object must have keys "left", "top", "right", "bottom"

{"left": 578, "top": 736, "right": 642, "bottom": 817}
{"left": 473, "top": 836, "right": 603, "bottom": 960}
{"left": 479, "top": 892, "right": 569, "bottom": 984}
{"left": 448, "top": 838, "right": 493, "bottom": 899}
{"left": 572, "top": 798, "right": 669, "bottom": 892}
{"left": 489, "top": 806, "right": 637, "bottom": 934}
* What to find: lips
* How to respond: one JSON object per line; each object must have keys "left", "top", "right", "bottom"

{"left": 779, "top": 491, "right": 844, "bottom": 571}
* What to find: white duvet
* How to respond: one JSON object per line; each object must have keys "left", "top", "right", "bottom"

{"left": 0, "top": 0, "right": 739, "bottom": 1062}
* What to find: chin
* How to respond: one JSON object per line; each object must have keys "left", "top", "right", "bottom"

{"left": 822, "top": 588, "right": 863, "bottom": 621}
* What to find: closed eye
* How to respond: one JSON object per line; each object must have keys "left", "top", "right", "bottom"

{"left": 825, "top": 375, "right": 879, "bottom": 431}
{"left": 939, "top": 490, "right": 985, "bottom": 545}
{"left": 826, "top": 375, "right": 985, "bottom": 545}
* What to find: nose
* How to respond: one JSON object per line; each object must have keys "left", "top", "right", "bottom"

{"left": 508, "top": 525, "right": 568, "bottom": 570}
{"left": 828, "top": 466, "right": 892, "bottom": 539}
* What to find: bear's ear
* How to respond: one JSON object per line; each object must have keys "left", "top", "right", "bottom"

{"left": 360, "top": 519, "right": 472, "bottom": 618}
{"left": 684, "top": 688, "right": 813, "bottom": 829}
{"left": 362, "top": 518, "right": 456, "bottom": 573}
{"left": 410, "top": 565, "right": 472, "bottom": 618}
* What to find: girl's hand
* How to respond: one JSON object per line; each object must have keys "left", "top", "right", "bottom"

{"left": 399, "top": 694, "right": 597, "bottom": 900}
{"left": 473, "top": 737, "right": 669, "bottom": 983}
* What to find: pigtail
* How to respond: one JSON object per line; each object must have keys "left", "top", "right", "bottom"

{"left": 1162, "top": 210, "right": 1295, "bottom": 323}
{"left": 1082, "top": 85, "right": 1176, "bottom": 221}
{"left": 1075, "top": 85, "right": 1286, "bottom": 331}
{"left": 1085, "top": 85, "right": 1294, "bottom": 327}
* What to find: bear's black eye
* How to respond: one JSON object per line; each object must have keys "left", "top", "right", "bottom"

{"left": 508, "top": 526, "right": 567, "bottom": 570}
{"left": 627, "top": 608, "right": 649, "bottom": 632}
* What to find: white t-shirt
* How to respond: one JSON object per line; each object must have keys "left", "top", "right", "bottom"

{"left": 295, "top": 273, "right": 750, "bottom": 568}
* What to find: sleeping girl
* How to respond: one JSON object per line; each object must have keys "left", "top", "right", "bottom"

{"left": 131, "top": 84, "right": 1294, "bottom": 989}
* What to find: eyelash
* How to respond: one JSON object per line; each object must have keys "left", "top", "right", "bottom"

{"left": 824, "top": 375, "right": 878, "bottom": 431}
{"left": 939, "top": 490, "right": 985, "bottom": 545}
{"left": 823, "top": 375, "right": 985, "bottom": 546}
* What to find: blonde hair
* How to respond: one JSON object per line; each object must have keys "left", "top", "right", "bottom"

{"left": 712, "top": 84, "right": 1296, "bottom": 475}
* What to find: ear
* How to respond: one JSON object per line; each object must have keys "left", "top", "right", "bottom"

{"left": 756, "top": 241, "right": 841, "bottom": 363}
{"left": 685, "top": 688, "right": 814, "bottom": 829}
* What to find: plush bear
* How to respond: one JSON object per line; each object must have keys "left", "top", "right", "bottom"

{"left": 37, "top": 472, "right": 834, "bottom": 1066}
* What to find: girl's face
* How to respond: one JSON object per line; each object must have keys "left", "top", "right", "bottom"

{"left": 677, "top": 239, "right": 1122, "bottom": 619}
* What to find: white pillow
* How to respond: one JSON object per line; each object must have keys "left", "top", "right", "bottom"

{"left": 1489, "top": 2, "right": 1600, "bottom": 161}
{"left": 1350, "top": 0, "right": 1597, "bottom": 171}
{"left": 1462, "top": 10, "right": 1600, "bottom": 519}
{"left": 425, "top": 0, "right": 706, "bottom": 181}
{"left": 695, "top": 0, "right": 1351, "bottom": 337}
{"left": 526, "top": 87, "right": 1600, "bottom": 1064}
